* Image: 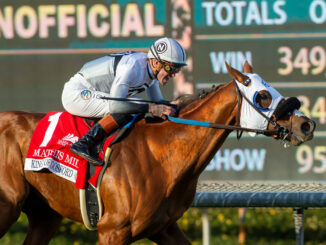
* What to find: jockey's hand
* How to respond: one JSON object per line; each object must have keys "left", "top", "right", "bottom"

{"left": 148, "top": 104, "right": 176, "bottom": 119}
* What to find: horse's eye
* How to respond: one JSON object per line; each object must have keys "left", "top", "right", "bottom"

{"left": 256, "top": 90, "right": 272, "bottom": 109}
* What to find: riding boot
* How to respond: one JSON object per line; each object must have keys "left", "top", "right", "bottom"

{"left": 70, "top": 114, "right": 119, "bottom": 166}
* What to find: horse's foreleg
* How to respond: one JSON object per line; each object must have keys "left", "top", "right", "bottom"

{"left": 0, "top": 160, "right": 30, "bottom": 237}
{"left": 149, "top": 222, "right": 191, "bottom": 245}
{"left": 0, "top": 191, "right": 25, "bottom": 238}
{"left": 98, "top": 227, "right": 132, "bottom": 245}
{"left": 22, "top": 191, "right": 62, "bottom": 245}
{"left": 97, "top": 213, "right": 132, "bottom": 245}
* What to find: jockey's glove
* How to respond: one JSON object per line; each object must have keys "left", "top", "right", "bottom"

{"left": 148, "top": 104, "right": 176, "bottom": 119}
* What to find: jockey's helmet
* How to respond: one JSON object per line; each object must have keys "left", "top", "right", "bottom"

{"left": 148, "top": 37, "right": 187, "bottom": 67}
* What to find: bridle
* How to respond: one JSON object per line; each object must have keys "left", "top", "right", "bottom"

{"left": 167, "top": 80, "right": 294, "bottom": 147}
{"left": 233, "top": 80, "right": 291, "bottom": 141}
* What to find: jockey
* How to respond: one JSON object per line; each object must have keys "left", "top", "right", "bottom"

{"left": 61, "top": 37, "right": 187, "bottom": 166}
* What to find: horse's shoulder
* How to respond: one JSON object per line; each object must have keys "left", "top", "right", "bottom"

{"left": 0, "top": 111, "right": 45, "bottom": 129}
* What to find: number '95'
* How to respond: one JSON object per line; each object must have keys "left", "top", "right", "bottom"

{"left": 296, "top": 145, "right": 326, "bottom": 174}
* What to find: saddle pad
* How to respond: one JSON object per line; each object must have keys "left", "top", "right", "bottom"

{"left": 24, "top": 111, "right": 112, "bottom": 189}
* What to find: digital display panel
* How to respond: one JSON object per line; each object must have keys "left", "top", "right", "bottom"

{"left": 193, "top": 0, "right": 326, "bottom": 181}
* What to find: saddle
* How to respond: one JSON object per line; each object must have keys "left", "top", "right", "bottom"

{"left": 24, "top": 111, "right": 138, "bottom": 230}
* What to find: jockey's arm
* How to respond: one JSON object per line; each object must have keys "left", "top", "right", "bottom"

{"left": 110, "top": 70, "right": 175, "bottom": 118}
{"left": 146, "top": 80, "right": 164, "bottom": 102}
{"left": 146, "top": 81, "right": 177, "bottom": 117}
{"left": 110, "top": 83, "right": 176, "bottom": 118}
{"left": 109, "top": 82, "right": 149, "bottom": 114}
{"left": 145, "top": 80, "right": 181, "bottom": 107}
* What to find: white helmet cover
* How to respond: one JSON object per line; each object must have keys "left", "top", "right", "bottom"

{"left": 148, "top": 37, "right": 187, "bottom": 66}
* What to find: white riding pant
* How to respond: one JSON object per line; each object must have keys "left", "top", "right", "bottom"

{"left": 62, "top": 73, "right": 113, "bottom": 118}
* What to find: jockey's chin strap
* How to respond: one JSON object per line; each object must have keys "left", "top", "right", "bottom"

{"left": 167, "top": 80, "right": 289, "bottom": 140}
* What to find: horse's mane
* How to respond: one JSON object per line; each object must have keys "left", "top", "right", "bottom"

{"left": 176, "top": 84, "right": 223, "bottom": 112}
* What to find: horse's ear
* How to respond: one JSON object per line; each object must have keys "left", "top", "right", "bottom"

{"left": 225, "top": 62, "right": 250, "bottom": 85}
{"left": 243, "top": 60, "right": 253, "bottom": 73}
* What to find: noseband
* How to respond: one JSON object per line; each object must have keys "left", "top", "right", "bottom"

{"left": 273, "top": 97, "right": 301, "bottom": 121}
{"left": 271, "top": 97, "right": 301, "bottom": 142}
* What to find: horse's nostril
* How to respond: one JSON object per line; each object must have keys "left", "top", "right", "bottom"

{"left": 301, "top": 121, "right": 315, "bottom": 134}
{"left": 301, "top": 122, "right": 310, "bottom": 132}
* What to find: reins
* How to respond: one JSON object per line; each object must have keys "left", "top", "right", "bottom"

{"left": 166, "top": 116, "right": 279, "bottom": 136}
{"left": 167, "top": 80, "right": 284, "bottom": 138}
{"left": 101, "top": 81, "right": 290, "bottom": 139}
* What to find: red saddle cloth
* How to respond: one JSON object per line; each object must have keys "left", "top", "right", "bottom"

{"left": 24, "top": 111, "right": 114, "bottom": 189}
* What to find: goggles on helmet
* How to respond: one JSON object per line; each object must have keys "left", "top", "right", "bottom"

{"left": 160, "top": 61, "right": 181, "bottom": 74}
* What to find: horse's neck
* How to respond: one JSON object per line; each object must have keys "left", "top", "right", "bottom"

{"left": 147, "top": 81, "right": 238, "bottom": 187}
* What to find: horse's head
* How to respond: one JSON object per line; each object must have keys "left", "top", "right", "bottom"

{"left": 226, "top": 61, "right": 315, "bottom": 146}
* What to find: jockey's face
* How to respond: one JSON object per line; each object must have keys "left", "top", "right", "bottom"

{"left": 157, "top": 65, "right": 176, "bottom": 86}
{"left": 151, "top": 59, "right": 179, "bottom": 86}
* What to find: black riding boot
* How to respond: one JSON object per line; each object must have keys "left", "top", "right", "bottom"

{"left": 70, "top": 124, "right": 106, "bottom": 166}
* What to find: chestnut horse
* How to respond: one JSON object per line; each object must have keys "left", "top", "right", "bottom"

{"left": 0, "top": 62, "right": 315, "bottom": 244}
